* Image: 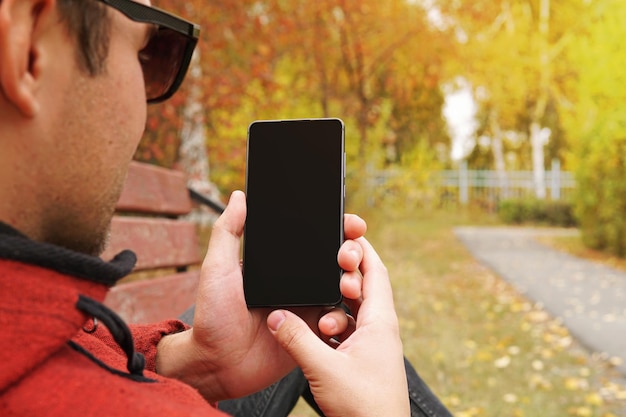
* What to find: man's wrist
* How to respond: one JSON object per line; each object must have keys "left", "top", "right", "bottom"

{"left": 155, "top": 328, "right": 224, "bottom": 403}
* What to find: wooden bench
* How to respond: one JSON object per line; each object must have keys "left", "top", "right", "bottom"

{"left": 102, "top": 161, "right": 223, "bottom": 324}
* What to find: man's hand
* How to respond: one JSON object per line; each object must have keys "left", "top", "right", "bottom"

{"left": 155, "top": 190, "right": 367, "bottom": 402}
{"left": 267, "top": 236, "right": 411, "bottom": 417}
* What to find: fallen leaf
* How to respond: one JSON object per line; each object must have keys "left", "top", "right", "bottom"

{"left": 494, "top": 355, "right": 512, "bottom": 369}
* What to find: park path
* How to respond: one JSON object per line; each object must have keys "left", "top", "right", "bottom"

{"left": 454, "top": 226, "right": 626, "bottom": 376}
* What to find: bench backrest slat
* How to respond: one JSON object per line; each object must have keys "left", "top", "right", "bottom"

{"left": 105, "top": 271, "right": 200, "bottom": 324}
{"left": 103, "top": 161, "right": 204, "bottom": 324}
{"left": 101, "top": 217, "right": 200, "bottom": 271}
{"left": 116, "top": 161, "right": 192, "bottom": 215}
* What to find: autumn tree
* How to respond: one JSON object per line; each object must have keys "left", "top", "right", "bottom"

{"left": 291, "top": 0, "right": 452, "bottom": 168}
{"left": 140, "top": 0, "right": 455, "bottom": 194}
{"left": 438, "top": 0, "right": 585, "bottom": 198}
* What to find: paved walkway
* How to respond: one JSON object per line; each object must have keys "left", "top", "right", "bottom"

{"left": 454, "top": 226, "right": 626, "bottom": 376}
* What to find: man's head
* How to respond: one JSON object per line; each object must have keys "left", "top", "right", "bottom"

{"left": 0, "top": 0, "right": 198, "bottom": 256}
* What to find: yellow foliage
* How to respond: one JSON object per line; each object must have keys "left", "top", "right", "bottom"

{"left": 584, "top": 393, "right": 604, "bottom": 407}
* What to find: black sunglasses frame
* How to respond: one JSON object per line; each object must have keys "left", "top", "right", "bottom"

{"left": 97, "top": 0, "right": 200, "bottom": 103}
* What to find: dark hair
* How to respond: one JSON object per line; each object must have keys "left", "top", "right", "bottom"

{"left": 56, "top": 0, "right": 111, "bottom": 75}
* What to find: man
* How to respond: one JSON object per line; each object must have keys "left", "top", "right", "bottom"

{"left": 0, "top": 1, "right": 450, "bottom": 416}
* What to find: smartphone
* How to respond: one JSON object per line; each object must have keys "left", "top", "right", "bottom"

{"left": 243, "top": 118, "right": 345, "bottom": 307}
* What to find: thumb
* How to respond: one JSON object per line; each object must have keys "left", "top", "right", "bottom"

{"left": 267, "top": 310, "right": 331, "bottom": 370}
{"left": 204, "top": 190, "right": 246, "bottom": 265}
{"left": 197, "top": 191, "right": 246, "bottom": 315}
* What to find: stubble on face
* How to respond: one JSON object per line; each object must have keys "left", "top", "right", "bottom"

{"left": 28, "top": 8, "right": 147, "bottom": 257}
{"left": 40, "top": 79, "right": 140, "bottom": 257}
{"left": 41, "top": 164, "right": 128, "bottom": 256}
{"left": 45, "top": 216, "right": 113, "bottom": 257}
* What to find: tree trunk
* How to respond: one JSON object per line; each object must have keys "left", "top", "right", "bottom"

{"left": 530, "top": 0, "right": 551, "bottom": 200}
{"left": 530, "top": 122, "right": 550, "bottom": 199}
{"left": 489, "top": 111, "right": 509, "bottom": 199}
{"left": 177, "top": 50, "right": 222, "bottom": 224}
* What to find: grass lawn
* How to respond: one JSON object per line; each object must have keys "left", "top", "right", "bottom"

{"left": 290, "top": 204, "right": 626, "bottom": 417}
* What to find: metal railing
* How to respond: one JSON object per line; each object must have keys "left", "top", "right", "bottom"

{"left": 364, "top": 160, "right": 576, "bottom": 207}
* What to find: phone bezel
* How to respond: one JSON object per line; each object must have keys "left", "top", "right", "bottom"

{"left": 242, "top": 118, "right": 346, "bottom": 308}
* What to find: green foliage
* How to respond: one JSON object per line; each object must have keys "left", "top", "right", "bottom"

{"left": 574, "top": 136, "right": 626, "bottom": 257}
{"left": 563, "top": 0, "right": 626, "bottom": 257}
{"left": 350, "top": 140, "right": 442, "bottom": 211}
{"left": 498, "top": 198, "right": 577, "bottom": 227}
{"left": 206, "top": 76, "right": 319, "bottom": 194}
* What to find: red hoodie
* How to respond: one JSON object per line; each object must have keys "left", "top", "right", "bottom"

{"left": 0, "top": 224, "right": 229, "bottom": 417}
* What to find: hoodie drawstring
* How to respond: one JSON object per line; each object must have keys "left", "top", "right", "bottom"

{"left": 76, "top": 294, "right": 146, "bottom": 377}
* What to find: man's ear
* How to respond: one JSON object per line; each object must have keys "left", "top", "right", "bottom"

{"left": 0, "top": 0, "right": 55, "bottom": 118}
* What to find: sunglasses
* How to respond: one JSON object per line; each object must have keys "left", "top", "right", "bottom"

{"left": 97, "top": 0, "right": 200, "bottom": 103}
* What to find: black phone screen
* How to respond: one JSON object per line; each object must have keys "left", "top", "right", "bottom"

{"left": 243, "top": 118, "right": 345, "bottom": 307}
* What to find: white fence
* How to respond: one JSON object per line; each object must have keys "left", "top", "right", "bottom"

{"left": 365, "top": 160, "right": 576, "bottom": 207}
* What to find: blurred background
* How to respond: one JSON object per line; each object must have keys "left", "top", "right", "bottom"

{"left": 138, "top": 1, "right": 626, "bottom": 415}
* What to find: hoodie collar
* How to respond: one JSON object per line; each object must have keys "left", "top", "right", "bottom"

{"left": 0, "top": 222, "right": 136, "bottom": 286}
{"left": 0, "top": 223, "right": 140, "bottom": 391}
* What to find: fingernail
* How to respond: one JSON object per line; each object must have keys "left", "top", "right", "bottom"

{"left": 267, "top": 310, "right": 286, "bottom": 331}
